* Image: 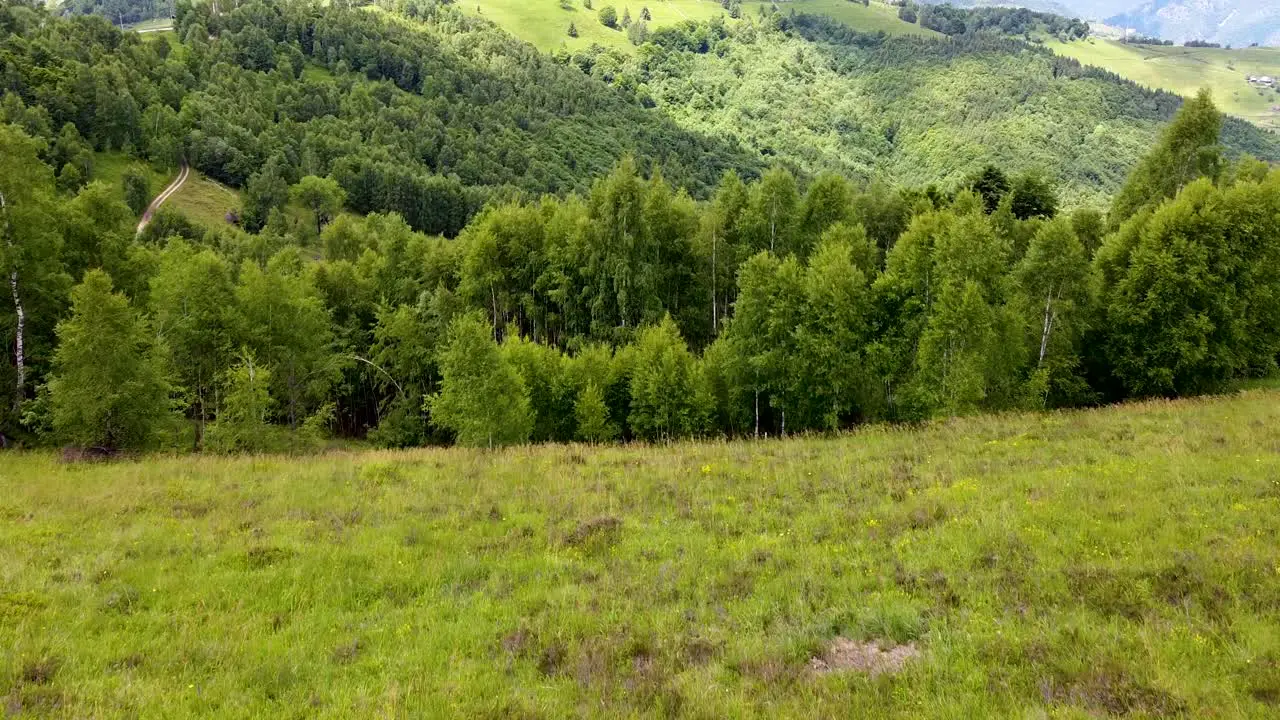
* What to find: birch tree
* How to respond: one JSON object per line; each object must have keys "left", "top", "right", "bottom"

{"left": 1013, "top": 218, "right": 1091, "bottom": 406}
{"left": 0, "top": 125, "right": 66, "bottom": 420}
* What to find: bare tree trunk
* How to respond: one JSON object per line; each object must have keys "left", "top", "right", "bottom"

{"left": 754, "top": 390, "right": 760, "bottom": 439}
{"left": 1038, "top": 289, "right": 1054, "bottom": 368}
{"left": 711, "top": 228, "right": 717, "bottom": 335}
{"left": 9, "top": 268, "right": 23, "bottom": 414}
{"left": 1038, "top": 286, "right": 1061, "bottom": 369}
{"left": 194, "top": 365, "right": 205, "bottom": 451}
{"left": 0, "top": 191, "right": 23, "bottom": 415}
{"left": 490, "top": 284, "right": 499, "bottom": 335}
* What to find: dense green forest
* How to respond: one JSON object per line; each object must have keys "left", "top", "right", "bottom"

{"left": 566, "top": 11, "right": 1280, "bottom": 207}
{"left": 65, "top": 0, "right": 172, "bottom": 28}
{"left": 898, "top": 3, "right": 1090, "bottom": 40}
{"left": 1, "top": 0, "right": 1278, "bottom": 451}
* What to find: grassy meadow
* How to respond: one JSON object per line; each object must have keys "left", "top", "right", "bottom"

{"left": 3, "top": 390, "right": 1280, "bottom": 717}
{"left": 123, "top": 18, "right": 175, "bottom": 34}
{"left": 89, "top": 153, "right": 237, "bottom": 229}
{"left": 164, "top": 171, "right": 241, "bottom": 229}
{"left": 740, "top": 0, "right": 939, "bottom": 39}
{"left": 459, "top": 0, "right": 934, "bottom": 53}
{"left": 90, "top": 152, "right": 176, "bottom": 216}
{"left": 1050, "top": 38, "right": 1280, "bottom": 131}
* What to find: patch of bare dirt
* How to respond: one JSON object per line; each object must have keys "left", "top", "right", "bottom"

{"left": 564, "top": 516, "right": 622, "bottom": 547}
{"left": 808, "top": 638, "right": 920, "bottom": 677}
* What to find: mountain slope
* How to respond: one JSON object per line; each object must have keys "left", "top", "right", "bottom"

{"left": 918, "top": 0, "right": 1081, "bottom": 17}
{"left": 1049, "top": 38, "right": 1280, "bottom": 131}
{"left": 572, "top": 13, "right": 1280, "bottom": 207}
{"left": 917, "top": 0, "right": 1280, "bottom": 47}
{"left": 457, "top": 0, "right": 937, "bottom": 53}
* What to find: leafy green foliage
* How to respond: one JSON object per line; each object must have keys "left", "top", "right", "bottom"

{"left": 0, "top": 123, "right": 69, "bottom": 432}
{"left": 230, "top": 252, "right": 336, "bottom": 429}
{"left": 1095, "top": 175, "right": 1280, "bottom": 396}
{"left": 1013, "top": 218, "right": 1092, "bottom": 406}
{"left": 149, "top": 240, "right": 235, "bottom": 443}
{"left": 428, "top": 312, "right": 532, "bottom": 448}
{"left": 1108, "top": 89, "right": 1223, "bottom": 225}
{"left": 574, "top": 381, "right": 617, "bottom": 442}
{"left": 290, "top": 176, "right": 346, "bottom": 235}
{"left": 122, "top": 167, "right": 150, "bottom": 216}
{"left": 628, "top": 315, "right": 706, "bottom": 441}
{"left": 65, "top": 0, "right": 165, "bottom": 27}
{"left": 570, "top": 12, "right": 1279, "bottom": 208}
{"left": 916, "top": 5, "right": 1090, "bottom": 40}
{"left": 47, "top": 270, "right": 173, "bottom": 449}
{"left": 204, "top": 351, "right": 279, "bottom": 453}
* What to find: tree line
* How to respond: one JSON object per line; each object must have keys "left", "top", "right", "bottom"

{"left": 2, "top": 82, "right": 1277, "bottom": 451}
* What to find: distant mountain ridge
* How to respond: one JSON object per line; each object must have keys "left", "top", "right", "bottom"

{"left": 1105, "top": 0, "right": 1280, "bottom": 48}
{"left": 918, "top": 0, "right": 1280, "bottom": 47}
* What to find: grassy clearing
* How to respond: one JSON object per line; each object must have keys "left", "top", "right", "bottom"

{"left": 91, "top": 153, "right": 237, "bottom": 229}
{"left": 164, "top": 171, "right": 241, "bottom": 229}
{"left": 463, "top": 0, "right": 727, "bottom": 52}
{"left": 89, "top": 152, "right": 175, "bottom": 216}
{"left": 123, "top": 18, "right": 174, "bottom": 34}
{"left": 742, "top": 0, "right": 939, "bottom": 38}
{"left": 3, "top": 389, "right": 1279, "bottom": 716}
{"left": 301, "top": 62, "right": 335, "bottom": 82}
{"left": 1050, "top": 38, "right": 1280, "bottom": 131}
{"left": 460, "top": 0, "right": 932, "bottom": 53}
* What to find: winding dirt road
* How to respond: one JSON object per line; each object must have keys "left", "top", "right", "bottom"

{"left": 136, "top": 161, "right": 189, "bottom": 235}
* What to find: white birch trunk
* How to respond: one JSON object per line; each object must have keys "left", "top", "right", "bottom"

{"left": 0, "top": 191, "right": 23, "bottom": 413}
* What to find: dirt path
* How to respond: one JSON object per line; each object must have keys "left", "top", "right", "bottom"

{"left": 136, "top": 161, "right": 189, "bottom": 235}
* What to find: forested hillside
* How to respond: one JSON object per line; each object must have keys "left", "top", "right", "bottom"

{"left": 64, "top": 0, "right": 172, "bottom": 28}
{"left": 565, "top": 11, "right": 1279, "bottom": 206}
{"left": 1050, "top": 38, "right": 1280, "bottom": 133}
{"left": 1, "top": 0, "right": 1278, "bottom": 452}
{"left": 4, "top": 1, "right": 760, "bottom": 234}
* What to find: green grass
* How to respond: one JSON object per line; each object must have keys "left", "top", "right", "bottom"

{"left": 90, "top": 152, "right": 175, "bottom": 217}
{"left": 4, "top": 390, "right": 1280, "bottom": 716}
{"left": 90, "top": 153, "right": 235, "bottom": 228}
{"left": 742, "top": 0, "right": 939, "bottom": 38}
{"left": 459, "top": 0, "right": 933, "bottom": 53}
{"left": 1050, "top": 38, "right": 1280, "bottom": 131}
{"left": 300, "top": 62, "right": 335, "bottom": 82}
{"left": 165, "top": 171, "right": 241, "bottom": 229}
{"left": 122, "top": 17, "right": 174, "bottom": 33}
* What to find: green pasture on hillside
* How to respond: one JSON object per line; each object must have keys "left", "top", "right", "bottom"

{"left": 460, "top": 0, "right": 934, "bottom": 53}
{"left": 1050, "top": 38, "right": 1280, "bottom": 131}
{"left": 3, "top": 390, "right": 1280, "bottom": 717}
